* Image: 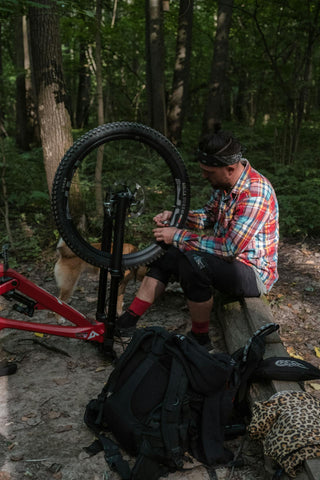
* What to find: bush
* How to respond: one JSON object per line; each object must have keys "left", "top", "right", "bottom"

{"left": 0, "top": 139, "right": 55, "bottom": 262}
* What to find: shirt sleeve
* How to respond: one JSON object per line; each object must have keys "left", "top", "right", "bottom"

{"left": 172, "top": 192, "right": 272, "bottom": 258}
{"left": 185, "top": 209, "right": 209, "bottom": 229}
{"left": 185, "top": 195, "right": 217, "bottom": 229}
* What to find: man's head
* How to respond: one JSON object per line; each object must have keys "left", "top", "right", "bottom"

{"left": 196, "top": 131, "right": 244, "bottom": 189}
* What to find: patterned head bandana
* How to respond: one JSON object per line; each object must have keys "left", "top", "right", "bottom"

{"left": 196, "top": 137, "right": 242, "bottom": 167}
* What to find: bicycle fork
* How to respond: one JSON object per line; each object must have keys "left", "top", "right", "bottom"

{"left": 97, "top": 188, "right": 133, "bottom": 358}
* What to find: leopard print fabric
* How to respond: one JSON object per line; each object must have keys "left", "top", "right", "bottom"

{"left": 247, "top": 391, "right": 320, "bottom": 477}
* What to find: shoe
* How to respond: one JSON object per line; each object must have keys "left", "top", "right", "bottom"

{"left": 115, "top": 310, "right": 140, "bottom": 337}
{"left": 187, "top": 331, "right": 214, "bottom": 352}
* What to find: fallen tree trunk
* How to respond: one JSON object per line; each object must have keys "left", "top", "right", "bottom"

{"left": 214, "top": 293, "right": 320, "bottom": 480}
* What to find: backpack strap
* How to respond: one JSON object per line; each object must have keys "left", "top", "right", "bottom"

{"left": 131, "top": 450, "right": 171, "bottom": 480}
{"left": 161, "top": 357, "right": 189, "bottom": 467}
{"left": 84, "top": 434, "right": 131, "bottom": 480}
{"left": 240, "top": 323, "right": 279, "bottom": 363}
{"left": 99, "top": 435, "right": 131, "bottom": 479}
{"left": 233, "top": 323, "right": 280, "bottom": 409}
{"left": 84, "top": 397, "right": 107, "bottom": 435}
{"left": 84, "top": 431, "right": 170, "bottom": 480}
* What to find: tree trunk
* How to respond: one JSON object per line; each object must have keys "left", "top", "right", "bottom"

{"left": 28, "top": 0, "right": 73, "bottom": 196}
{"left": 202, "top": 0, "right": 234, "bottom": 135}
{"left": 292, "top": 1, "right": 320, "bottom": 159}
{"left": 0, "top": 22, "right": 5, "bottom": 135}
{"left": 15, "top": 15, "right": 29, "bottom": 151}
{"left": 167, "top": 0, "right": 193, "bottom": 145}
{"left": 234, "top": 73, "right": 249, "bottom": 123}
{"left": 0, "top": 137, "right": 14, "bottom": 245}
{"left": 76, "top": 40, "right": 91, "bottom": 129}
{"left": 95, "top": 0, "right": 105, "bottom": 217}
{"left": 0, "top": 25, "right": 11, "bottom": 242}
{"left": 145, "top": 0, "right": 167, "bottom": 134}
{"left": 23, "top": 16, "right": 40, "bottom": 145}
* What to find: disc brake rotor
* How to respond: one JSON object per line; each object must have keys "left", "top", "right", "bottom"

{"left": 128, "top": 183, "right": 145, "bottom": 218}
{"left": 103, "top": 182, "right": 145, "bottom": 218}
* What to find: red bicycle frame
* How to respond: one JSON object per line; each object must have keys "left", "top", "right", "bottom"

{"left": 0, "top": 263, "right": 105, "bottom": 343}
{"left": 0, "top": 189, "right": 132, "bottom": 355}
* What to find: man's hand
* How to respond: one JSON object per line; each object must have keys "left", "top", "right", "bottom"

{"left": 153, "top": 210, "right": 172, "bottom": 226}
{"left": 153, "top": 227, "right": 178, "bottom": 244}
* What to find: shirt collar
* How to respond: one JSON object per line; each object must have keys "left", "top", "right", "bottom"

{"left": 212, "top": 160, "right": 250, "bottom": 201}
{"left": 229, "top": 159, "right": 250, "bottom": 199}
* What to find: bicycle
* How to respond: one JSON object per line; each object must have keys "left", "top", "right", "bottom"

{"left": 0, "top": 122, "right": 190, "bottom": 358}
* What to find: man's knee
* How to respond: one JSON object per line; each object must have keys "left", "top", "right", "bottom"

{"left": 178, "top": 254, "right": 212, "bottom": 302}
{"left": 146, "top": 246, "right": 181, "bottom": 285}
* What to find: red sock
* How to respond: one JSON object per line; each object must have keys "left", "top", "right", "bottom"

{"left": 191, "top": 321, "right": 210, "bottom": 334}
{"left": 128, "top": 297, "right": 152, "bottom": 317}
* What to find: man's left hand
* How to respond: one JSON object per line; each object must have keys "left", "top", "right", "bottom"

{"left": 153, "top": 227, "right": 178, "bottom": 244}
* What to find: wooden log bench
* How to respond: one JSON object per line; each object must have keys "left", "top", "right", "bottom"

{"left": 214, "top": 293, "right": 320, "bottom": 480}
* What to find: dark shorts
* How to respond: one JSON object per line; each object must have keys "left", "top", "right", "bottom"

{"left": 146, "top": 246, "right": 260, "bottom": 302}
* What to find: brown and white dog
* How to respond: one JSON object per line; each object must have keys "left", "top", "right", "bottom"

{"left": 54, "top": 238, "right": 146, "bottom": 317}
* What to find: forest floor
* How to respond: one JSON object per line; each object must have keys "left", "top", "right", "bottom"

{"left": 0, "top": 237, "right": 319, "bottom": 480}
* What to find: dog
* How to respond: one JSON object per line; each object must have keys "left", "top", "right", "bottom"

{"left": 54, "top": 238, "right": 146, "bottom": 318}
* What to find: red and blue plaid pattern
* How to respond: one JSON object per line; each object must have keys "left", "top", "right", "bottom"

{"left": 172, "top": 160, "right": 279, "bottom": 292}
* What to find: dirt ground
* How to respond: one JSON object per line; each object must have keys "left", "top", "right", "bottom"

{"left": 0, "top": 237, "right": 319, "bottom": 480}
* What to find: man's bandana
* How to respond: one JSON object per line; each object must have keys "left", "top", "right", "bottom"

{"left": 196, "top": 149, "right": 242, "bottom": 167}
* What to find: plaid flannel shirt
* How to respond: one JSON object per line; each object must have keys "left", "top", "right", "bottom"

{"left": 172, "top": 160, "right": 279, "bottom": 292}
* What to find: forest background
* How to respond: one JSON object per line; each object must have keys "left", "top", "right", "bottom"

{"left": 1, "top": 0, "right": 320, "bottom": 263}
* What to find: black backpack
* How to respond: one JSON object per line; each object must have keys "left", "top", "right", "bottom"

{"left": 83, "top": 324, "right": 277, "bottom": 479}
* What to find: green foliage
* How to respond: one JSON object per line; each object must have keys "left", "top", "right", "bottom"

{"left": 0, "top": 139, "right": 55, "bottom": 261}
{"left": 181, "top": 120, "right": 320, "bottom": 238}
{"left": 260, "top": 166, "right": 320, "bottom": 237}
{"left": 0, "top": 0, "right": 51, "bottom": 15}
{"left": 1, "top": 0, "right": 320, "bottom": 259}
{"left": 234, "top": 122, "right": 320, "bottom": 237}
{"left": 1, "top": 120, "right": 320, "bottom": 266}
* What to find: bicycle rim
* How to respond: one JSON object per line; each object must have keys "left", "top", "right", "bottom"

{"left": 51, "top": 122, "right": 190, "bottom": 269}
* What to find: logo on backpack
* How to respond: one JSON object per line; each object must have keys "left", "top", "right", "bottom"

{"left": 275, "top": 359, "right": 308, "bottom": 369}
{"left": 174, "top": 334, "right": 186, "bottom": 342}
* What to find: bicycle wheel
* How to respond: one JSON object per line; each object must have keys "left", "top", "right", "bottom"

{"left": 52, "top": 122, "right": 190, "bottom": 269}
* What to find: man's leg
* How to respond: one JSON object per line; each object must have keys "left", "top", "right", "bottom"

{"left": 116, "top": 247, "right": 181, "bottom": 331}
{"left": 188, "top": 297, "right": 214, "bottom": 327}
{"left": 186, "top": 297, "right": 214, "bottom": 349}
{"left": 177, "top": 254, "right": 214, "bottom": 348}
{"left": 135, "top": 276, "right": 166, "bottom": 303}
{"left": 180, "top": 251, "right": 260, "bottom": 348}
{"left": 186, "top": 251, "right": 261, "bottom": 299}
{"left": 116, "top": 277, "right": 165, "bottom": 330}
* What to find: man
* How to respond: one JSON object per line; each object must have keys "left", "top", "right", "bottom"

{"left": 116, "top": 130, "right": 279, "bottom": 349}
